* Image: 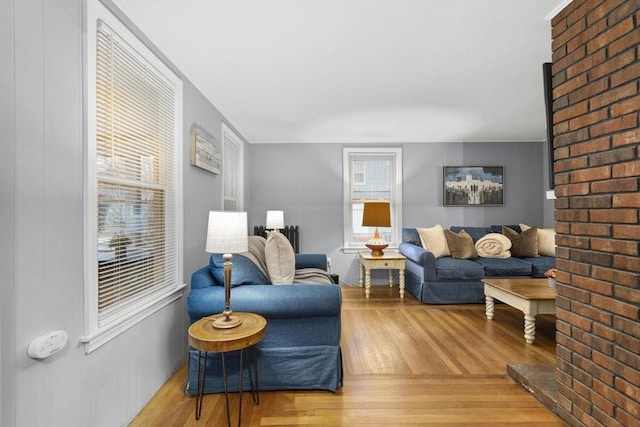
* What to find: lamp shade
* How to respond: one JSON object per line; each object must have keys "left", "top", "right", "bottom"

{"left": 205, "top": 211, "right": 248, "bottom": 254}
{"left": 362, "top": 201, "right": 391, "bottom": 227}
{"left": 266, "top": 210, "right": 285, "bottom": 230}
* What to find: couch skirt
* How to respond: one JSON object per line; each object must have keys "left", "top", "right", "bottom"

{"left": 186, "top": 344, "right": 343, "bottom": 394}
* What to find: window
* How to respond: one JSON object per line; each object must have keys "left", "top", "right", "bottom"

{"left": 82, "top": 1, "right": 185, "bottom": 353}
{"left": 221, "top": 123, "right": 244, "bottom": 211}
{"left": 343, "top": 147, "right": 402, "bottom": 250}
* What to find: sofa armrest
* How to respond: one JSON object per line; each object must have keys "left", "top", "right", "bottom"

{"left": 187, "top": 283, "right": 341, "bottom": 323}
{"left": 295, "top": 253, "right": 327, "bottom": 270}
{"left": 399, "top": 242, "right": 437, "bottom": 281}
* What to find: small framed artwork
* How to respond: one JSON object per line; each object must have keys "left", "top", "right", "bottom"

{"left": 190, "top": 124, "right": 221, "bottom": 174}
{"left": 443, "top": 166, "right": 504, "bottom": 206}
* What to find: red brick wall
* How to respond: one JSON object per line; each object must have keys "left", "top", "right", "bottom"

{"left": 551, "top": 1, "right": 640, "bottom": 425}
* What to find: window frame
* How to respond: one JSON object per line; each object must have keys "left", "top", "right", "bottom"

{"left": 81, "top": 0, "right": 185, "bottom": 353}
{"left": 221, "top": 122, "right": 244, "bottom": 211}
{"left": 342, "top": 147, "right": 403, "bottom": 252}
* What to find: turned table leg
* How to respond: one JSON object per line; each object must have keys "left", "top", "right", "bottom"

{"left": 365, "top": 268, "right": 371, "bottom": 299}
{"left": 524, "top": 314, "right": 536, "bottom": 344}
{"left": 485, "top": 295, "right": 495, "bottom": 320}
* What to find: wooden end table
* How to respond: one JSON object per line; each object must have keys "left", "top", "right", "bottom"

{"left": 188, "top": 312, "right": 267, "bottom": 425}
{"left": 358, "top": 251, "right": 406, "bottom": 299}
{"left": 482, "top": 278, "right": 556, "bottom": 344}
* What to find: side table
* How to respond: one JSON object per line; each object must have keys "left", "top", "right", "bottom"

{"left": 188, "top": 312, "right": 267, "bottom": 425}
{"left": 358, "top": 251, "right": 406, "bottom": 299}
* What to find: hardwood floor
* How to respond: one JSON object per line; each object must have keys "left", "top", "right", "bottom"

{"left": 130, "top": 285, "right": 565, "bottom": 426}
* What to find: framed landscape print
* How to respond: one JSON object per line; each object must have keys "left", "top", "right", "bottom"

{"left": 443, "top": 166, "right": 504, "bottom": 206}
{"left": 190, "top": 124, "right": 221, "bottom": 174}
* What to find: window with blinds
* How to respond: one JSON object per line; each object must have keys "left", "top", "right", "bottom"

{"left": 83, "top": 1, "right": 184, "bottom": 353}
{"left": 222, "top": 123, "right": 244, "bottom": 211}
{"left": 343, "top": 148, "right": 403, "bottom": 249}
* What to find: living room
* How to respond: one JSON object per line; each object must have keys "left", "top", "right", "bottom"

{"left": 2, "top": 0, "right": 638, "bottom": 426}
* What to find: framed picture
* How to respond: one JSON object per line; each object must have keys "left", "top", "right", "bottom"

{"left": 190, "top": 124, "right": 221, "bottom": 174}
{"left": 443, "top": 166, "right": 504, "bottom": 206}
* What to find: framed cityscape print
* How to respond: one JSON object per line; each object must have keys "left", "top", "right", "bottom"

{"left": 443, "top": 166, "right": 504, "bottom": 206}
{"left": 190, "top": 124, "right": 221, "bottom": 174}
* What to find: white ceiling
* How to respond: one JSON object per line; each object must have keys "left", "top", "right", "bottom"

{"left": 113, "top": 0, "right": 564, "bottom": 144}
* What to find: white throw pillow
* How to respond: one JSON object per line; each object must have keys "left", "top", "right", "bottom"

{"left": 265, "top": 231, "right": 296, "bottom": 284}
{"left": 537, "top": 228, "right": 556, "bottom": 256}
{"left": 417, "top": 224, "right": 450, "bottom": 258}
{"left": 520, "top": 223, "right": 556, "bottom": 256}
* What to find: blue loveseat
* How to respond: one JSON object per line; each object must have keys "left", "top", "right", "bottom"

{"left": 186, "top": 252, "right": 343, "bottom": 395}
{"left": 399, "top": 226, "right": 555, "bottom": 304}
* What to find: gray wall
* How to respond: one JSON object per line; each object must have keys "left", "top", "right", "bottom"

{"left": 248, "top": 141, "right": 552, "bottom": 285}
{"left": 0, "top": 0, "right": 246, "bottom": 425}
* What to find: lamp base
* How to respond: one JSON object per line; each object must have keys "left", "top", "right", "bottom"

{"left": 365, "top": 242, "right": 388, "bottom": 257}
{"left": 365, "top": 226, "right": 389, "bottom": 256}
{"left": 212, "top": 314, "right": 243, "bottom": 329}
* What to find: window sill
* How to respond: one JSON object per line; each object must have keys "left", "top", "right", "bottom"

{"left": 342, "top": 246, "right": 399, "bottom": 254}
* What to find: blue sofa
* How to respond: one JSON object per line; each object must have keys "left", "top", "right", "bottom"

{"left": 399, "top": 226, "right": 555, "bottom": 304}
{"left": 186, "top": 253, "right": 342, "bottom": 395}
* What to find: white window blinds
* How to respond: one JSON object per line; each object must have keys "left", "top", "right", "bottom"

{"left": 222, "top": 124, "right": 243, "bottom": 211}
{"left": 95, "top": 19, "right": 178, "bottom": 315}
{"left": 83, "top": 0, "right": 184, "bottom": 352}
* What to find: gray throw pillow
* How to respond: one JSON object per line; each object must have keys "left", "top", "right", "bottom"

{"left": 444, "top": 229, "right": 478, "bottom": 259}
{"left": 502, "top": 226, "right": 539, "bottom": 258}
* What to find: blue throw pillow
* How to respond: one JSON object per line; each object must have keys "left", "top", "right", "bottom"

{"left": 402, "top": 228, "right": 422, "bottom": 246}
{"left": 209, "top": 254, "right": 269, "bottom": 287}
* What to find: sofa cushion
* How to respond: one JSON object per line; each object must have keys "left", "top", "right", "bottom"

{"left": 417, "top": 224, "right": 450, "bottom": 258}
{"left": 444, "top": 229, "right": 478, "bottom": 259}
{"left": 474, "top": 257, "right": 533, "bottom": 277}
{"left": 209, "top": 253, "right": 269, "bottom": 287}
{"left": 450, "top": 226, "right": 491, "bottom": 243}
{"left": 265, "top": 231, "right": 296, "bottom": 284}
{"left": 522, "top": 256, "right": 555, "bottom": 277}
{"left": 502, "top": 226, "right": 539, "bottom": 258}
{"left": 435, "top": 257, "right": 485, "bottom": 280}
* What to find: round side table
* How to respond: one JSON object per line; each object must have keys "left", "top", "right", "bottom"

{"left": 188, "top": 312, "right": 267, "bottom": 425}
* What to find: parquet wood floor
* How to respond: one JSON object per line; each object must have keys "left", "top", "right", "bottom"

{"left": 130, "top": 285, "right": 565, "bottom": 426}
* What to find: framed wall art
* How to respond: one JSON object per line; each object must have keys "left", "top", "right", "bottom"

{"left": 443, "top": 166, "right": 504, "bottom": 206}
{"left": 190, "top": 124, "right": 221, "bottom": 174}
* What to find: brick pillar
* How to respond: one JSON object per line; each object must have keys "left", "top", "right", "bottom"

{"left": 550, "top": 1, "right": 640, "bottom": 426}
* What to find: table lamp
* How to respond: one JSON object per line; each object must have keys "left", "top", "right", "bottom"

{"left": 266, "top": 210, "right": 284, "bottom": 232}
{"left": 206, "top": 211, "right": 248, "bottom": 328}
{"left": 362, "top": 201, "right": 391, "bottom": 256}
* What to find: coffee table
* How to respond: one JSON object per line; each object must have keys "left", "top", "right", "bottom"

{"left": 482, "top": 278, "right": 556, "bottom": 344}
